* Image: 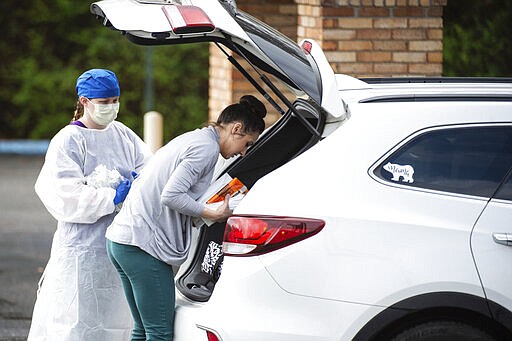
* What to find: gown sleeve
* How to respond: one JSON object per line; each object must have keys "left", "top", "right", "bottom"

{"left": 129, "top": 126, "right": 153, "bottom": 175}
{"left": 34, "top": 129, "right": 116, "bottom": 224}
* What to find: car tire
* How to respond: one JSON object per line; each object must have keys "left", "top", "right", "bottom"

{"left": 390, "top": 320, "right": 495, "bottom": 341}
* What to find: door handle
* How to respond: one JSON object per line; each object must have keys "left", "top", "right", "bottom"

{"left": 492, "top": 233, "right": 512, "bottom": 246}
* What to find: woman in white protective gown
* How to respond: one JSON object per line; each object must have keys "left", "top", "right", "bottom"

{"left": 27, "top": 69, "right": 152, "bottom": 341}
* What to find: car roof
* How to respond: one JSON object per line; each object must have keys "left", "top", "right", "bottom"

{"left": 334, "top": 75, "right": 512, "bottom": 104}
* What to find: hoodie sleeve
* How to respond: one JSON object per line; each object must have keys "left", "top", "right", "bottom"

{"left": 160, "top": 141, "right": 217, "bottom": 217}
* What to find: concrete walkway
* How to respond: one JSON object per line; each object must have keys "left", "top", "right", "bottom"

{"left": 0, "top": 155, "right": 54, "bottom": 340}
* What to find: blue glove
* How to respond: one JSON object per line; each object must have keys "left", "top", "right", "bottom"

{"left": 114, "top": 179, "right": 131, "bottom": 205}
{"left": 131, "top": 171, "right": 139, "bottom": 180}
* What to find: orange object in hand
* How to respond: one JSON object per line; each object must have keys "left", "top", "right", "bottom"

{"left": 206, "top": 178, "right": 248, "bottom": 204}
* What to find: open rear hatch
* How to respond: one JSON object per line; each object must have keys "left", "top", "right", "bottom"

{"left": 90, "top": 0, "right": 346, "bottom": 121}
{"left": 91, "top": 0, "right": 347, "bottom": 301}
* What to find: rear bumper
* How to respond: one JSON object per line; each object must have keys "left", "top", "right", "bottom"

{"left": 173, "top": 256, "right": 371, "bottom": 341}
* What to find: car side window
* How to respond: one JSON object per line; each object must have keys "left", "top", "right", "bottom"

{"left": 374, "top": 126, "right": 512, "bottom": 198}
{"left": 494, "top": 171, "right": 512, "bottom": 201}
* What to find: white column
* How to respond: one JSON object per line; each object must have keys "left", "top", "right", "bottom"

{"left": 144, "top": 111, "right": 163, "bottom": 153}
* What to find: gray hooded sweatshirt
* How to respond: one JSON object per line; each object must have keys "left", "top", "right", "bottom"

{"left": 106, "top": 126, "right": 220, "bottom": 266}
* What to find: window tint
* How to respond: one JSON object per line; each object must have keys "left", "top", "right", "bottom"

{"left": 235, "top": 11, "right": 320, "bottom": 103}
{"left": 374, "top": 126, "right": 512, "bottom": 197}
{"left": 494, "top": 171, "right": 512, "bottom": 201}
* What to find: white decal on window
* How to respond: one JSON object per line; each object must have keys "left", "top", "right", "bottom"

{"left": 383, "top": 162, "right": 415, "bottom": 183}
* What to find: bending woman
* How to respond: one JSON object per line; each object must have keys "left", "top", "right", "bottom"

{"left": 106, "top": 95, "right": 266, "bottom": 340}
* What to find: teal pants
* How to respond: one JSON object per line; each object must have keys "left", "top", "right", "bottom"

{"left": 107, "top": 240, "right": 175, "bottom": 341}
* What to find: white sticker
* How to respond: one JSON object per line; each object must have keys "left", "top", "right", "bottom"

{"left": 383, "top": 162, "right": 415, "bottom": 183}
{"left": 201, "top": 241, "right": 223, "bottom": 276}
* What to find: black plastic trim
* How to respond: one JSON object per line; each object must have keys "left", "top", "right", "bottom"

{"left": 488, "top": 299, "right": 512, "bottom": 335}
{"left": 125, "top": 32, "right": 221, "bottom": 45}
{"left": 352, "top": 292, "right": 512, "bottom": 341}
{"left": 222, "top": 98, "right": 324, "bottom": 187}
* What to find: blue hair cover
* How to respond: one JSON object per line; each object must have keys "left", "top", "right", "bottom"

{"left": 76, "top": 69, "right": 120, "bottom": 98}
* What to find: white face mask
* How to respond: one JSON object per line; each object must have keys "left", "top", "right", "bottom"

{"left": 86, "top": 100, "right": 119, "bottom": 126}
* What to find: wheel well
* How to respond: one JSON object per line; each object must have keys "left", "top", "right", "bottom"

{"left": 352, "top": 292, "right": 512, "bottom": 341}
{"left": 375, "top": 307, "right": 510, "bottom": 340}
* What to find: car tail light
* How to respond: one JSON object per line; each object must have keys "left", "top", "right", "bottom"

{"left": 301, "top": 40, "right": 313, "bottom": 54}
{"left": 223, "top": 215, "right": 325, "bottom": 256}
{"left": 206, "top": 330, "right": 220, "bottom": 341}
{"left": 197, "top": 326, "right": 222, "bottom": 341}
{"left": 162, "top": 5, "right": 215, "bottom": 35}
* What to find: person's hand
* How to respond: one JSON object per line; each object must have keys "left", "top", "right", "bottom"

{"left": 202, "top": 194, "right": 232, "bottom": 223}
{"left": 114, "top": 179, "right": 131, "bottom": 205}
{"left": 215, "top": 194, "right": 232, "bottom": 221}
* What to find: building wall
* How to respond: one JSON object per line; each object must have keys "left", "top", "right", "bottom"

{"left": 208, "top": 0, "right": 447, "bottom": 120}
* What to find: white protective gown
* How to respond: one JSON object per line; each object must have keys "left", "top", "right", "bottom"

{"left": 28, "top": 121, "right": 151, "bottom": 341}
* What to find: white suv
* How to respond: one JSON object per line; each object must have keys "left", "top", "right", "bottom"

{"left": 91, "top": 1, "right": 512, "bottom": 340}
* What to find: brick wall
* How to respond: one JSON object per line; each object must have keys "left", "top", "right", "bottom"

{"left": 297, "top": 0, "right": 447, "bottom": 77}
{"left": 208, "top": 43, "right": 233, "bottom": 123}
{"left": 209, "top": 0, "right": 447, "bottom": 119}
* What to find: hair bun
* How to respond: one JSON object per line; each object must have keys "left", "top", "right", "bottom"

{"left": 240, "top": 95, "right": 266, "bottom": 119}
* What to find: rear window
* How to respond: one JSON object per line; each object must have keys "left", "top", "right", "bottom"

{"left": 374, "top": 125, "right": 512, "bottom": 198}
{"left": 233, "top": 11, "right": 320, "bottom": 103}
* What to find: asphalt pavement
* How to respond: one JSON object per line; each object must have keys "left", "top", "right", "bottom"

{"left": 0, "top": 155, "right": 55, "bottom": 341}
